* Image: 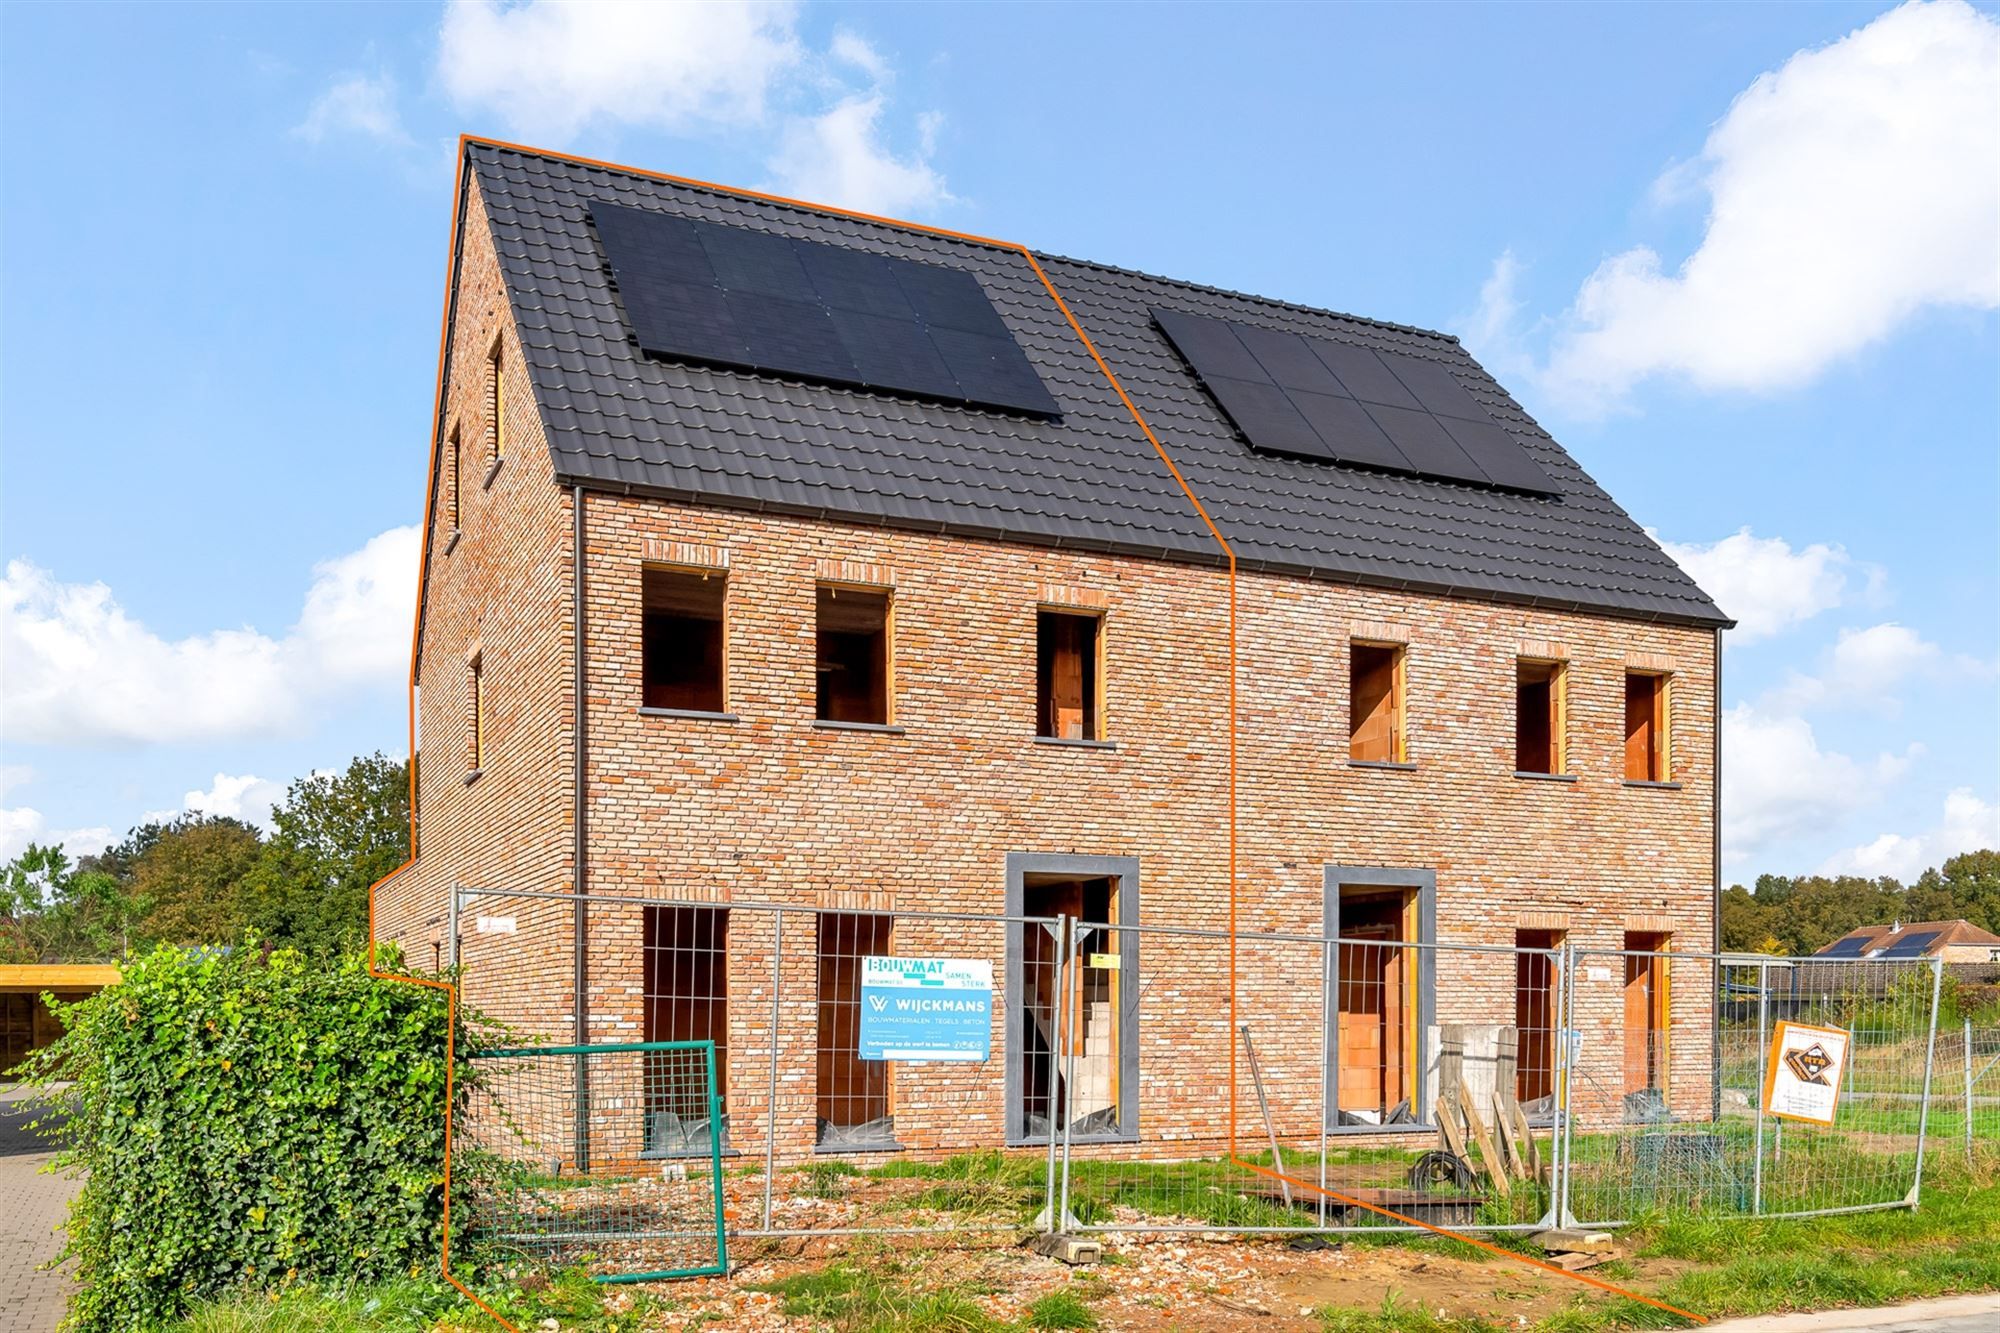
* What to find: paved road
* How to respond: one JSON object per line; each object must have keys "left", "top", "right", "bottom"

{"left": 1707, "top": 1292, "right": 2000, "bottom": 1331}
{"left": 0, "top": 1090, "right": 75, "bottom": 1333}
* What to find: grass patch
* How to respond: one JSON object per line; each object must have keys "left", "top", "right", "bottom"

{"left": 747, "top": 1263, "right": 996, "bottom": 1331}
{"left": 170, "top": 1268, "right": 661, "bottom": 1333}
{"left": 1023, "top": 1288, "right": 1099, "bottom": 1330}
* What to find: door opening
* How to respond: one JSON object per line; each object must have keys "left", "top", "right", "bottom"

{"left": 1335, "top": 885, "right": 1419, "bottom": 1125}
{"left": 1020, "top": 874, "right": 1121, "bottom": 1138}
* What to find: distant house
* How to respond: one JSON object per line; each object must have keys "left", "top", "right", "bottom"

{"left": 1, "top": 964, "right": 120, "bottom": 1074}
{"left": 1814, "top": 920, "right": 2000, "bottom": 965}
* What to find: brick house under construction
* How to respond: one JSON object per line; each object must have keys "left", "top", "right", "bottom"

{"left": 376, "top": 139, "right": 1732, "bottom": 1164}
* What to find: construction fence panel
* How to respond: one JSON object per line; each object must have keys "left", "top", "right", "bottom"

{"left": 1946, "top": 1022, "right": 2000, "bottom": 1159}
{"left": 1562, "top": 949, "right": 1943, "bottom": 1227}
{"left": 451, "top": 888, "right": 1066, "bottom": 1247}
{"left": 1057, "top": 922, "right": 1562, "bottom": 1236}
{"left": 461, "top": 1041, "right": 728, "bottom": 1281}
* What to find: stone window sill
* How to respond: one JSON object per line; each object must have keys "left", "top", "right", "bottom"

{"left": 1032, "top": 736, "right": 1117, "bottom": 750}
{"left": 1348, "top": 759, "right": 1418, "bottom": 771}
{"left": 1624, "top": 779, "right": 1684, "bottom": 791}
{"left": 812, "top": 720, "right": 906, "bottom": 735}
{"left": 463, "top": 768, "right": 484, "bottom": 787}
{"left": 1514, "top": 771, "right": 1578, "bottom": 783}
{"left": 442, "top": 528, "right": 461, "bottom": 556}
{"left": 639, "top": 707, "right": 740, "bottom": 722}
{"left": 482, "top": 457, "right": 504, "bottom": 490}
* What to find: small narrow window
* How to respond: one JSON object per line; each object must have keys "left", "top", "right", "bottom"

{"left": 816, "top": 912, "right": 895, "bottom": 1148}
{"left": 488, "top": 339, "right": 505, "bottom": 461}
{"left": 1624, "top": 671, "right": 1670, "bottom": 781}
{"left": 816, "top": 585, "right": 890, "bottom": 724}
{"left": 448, "top": 426, "right": 462, "bottom": 529}
{"left": 469, "top": 654, "right": 486, "bottom": 771}
{"left": 1515, "top": 659, "right": 1565, "bottom": 774}
{"left": 1349, "top": 642, "right": 1405, "bottom": 763}
{"left": 1623, "top": 931, "right": 1670, "bottom": 1098}
{"left": 1036, "top": 610, "right": 1102, "bottom": 740}
{"left": 643, "top": 568, "right": 726, "bottom": 712}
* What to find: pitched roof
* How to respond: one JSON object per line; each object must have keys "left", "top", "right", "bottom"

{"left": 465, "top": 142, "right": 1729, "bottom": 628}
{"left": 1817, "top": 920, "right": 2000, "bottom": 957}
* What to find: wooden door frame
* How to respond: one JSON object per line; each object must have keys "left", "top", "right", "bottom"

{"left": 1323, "top": 866, "right": 1437, "bottom": 1133}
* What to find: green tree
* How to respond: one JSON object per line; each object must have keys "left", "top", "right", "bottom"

{"left": 131, "top": 814, "right": 265, "bottom": 945}
{"left": 1906, "top": 848, "right": 2000, "bottom": 934}
{"left": 0, "top": 843, "right": 143, "bottom": 963}
{"left": 241, "top": 752, "right": 410, "bottom": 954}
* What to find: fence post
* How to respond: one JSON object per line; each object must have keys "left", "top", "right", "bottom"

{"left": 1966, "top": 1019, "right": 1976, "bottom": 1160}
{"left": 1057, "top": 915, "right": 1077, "bottom": 1230}
{"left": 1554, "top": 941, "right": 1575, "bottom": 1229}
{"left": 1910, "top": 956, "right": 1944, "bottom": 1208}
{"left": 1751, "top": 960, "right": 1768, "bottom": 1216}
{"left": 762, "top": 910, "right": 781, "bottom": 1232}
{"left": 1041, "top": 918, "right": 1067, "bottom": 1233}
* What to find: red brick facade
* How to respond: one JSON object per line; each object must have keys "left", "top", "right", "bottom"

{"left": 377, "top": 175, "right": 1719, "bottom": 1162}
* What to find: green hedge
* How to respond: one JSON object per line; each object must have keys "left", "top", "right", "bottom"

{"left": 23, "top": 944, "right": 473, "bottom": 1332}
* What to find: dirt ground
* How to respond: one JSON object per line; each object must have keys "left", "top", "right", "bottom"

{"left": 622, "top": 1230, "right": 1682, "bottom": 1330}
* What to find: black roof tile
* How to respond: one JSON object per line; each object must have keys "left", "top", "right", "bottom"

{"left": 465, "top": 144, "right": 1727, "bottom": 627}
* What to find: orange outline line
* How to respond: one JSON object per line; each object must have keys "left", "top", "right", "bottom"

{"left": 367, "top": 132, "right": 1701, "bottom": 1330}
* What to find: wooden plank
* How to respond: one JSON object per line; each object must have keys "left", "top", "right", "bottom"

{"left": 1492, "top": 1088, "right": 1525, "bottom": 1180}
{"left": 1461, "top": 1094, "right": 1510, "bottom": 1198}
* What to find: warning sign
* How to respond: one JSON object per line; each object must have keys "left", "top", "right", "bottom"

{"left": 1761, "top": 1020, "right": 1851, "bottom": 1126}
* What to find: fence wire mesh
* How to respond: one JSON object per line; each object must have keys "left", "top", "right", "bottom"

{"left": 449, "top": 886, "right": 1963, "bottom": 1269}
{"left": 462, "top": 1041, "right": 727, "bottom": 1281}
{"left": 1562, "top": 952, "right": 1943, "bottom": 1227}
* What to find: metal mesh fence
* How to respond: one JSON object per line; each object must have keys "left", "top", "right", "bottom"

{"left": 461, "top": 1041, "right": 727, "bottom": 1281}
{"left": 449, "top": 887, "right": 1960, "bottom": 1257}
{"left": 1561, "top": 952, "right": 1943, "bottom": 1226}
{"left": 1055, "top": 923, "right": 1559, "bottom": 1235}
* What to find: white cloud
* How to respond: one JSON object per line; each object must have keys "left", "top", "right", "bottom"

{"left": 1819, "top": 787, "right": 2000, "bottom": 880}
{"left": 1722, "top": 703, "right": 1920, "bottom": 866}
{"left": 437, "top": 0, "right": 803, "bottom": 144}
{"left": 177, "top": 773, "right": 288, "bottom": 831}
{"left": 295, "top": 71, "right": 412, "bottom": 147}
{"left": 1764, "top": 622, "right": 1943, "bottom": 714}
{"left": 0, "top": 807, "right": 112, "bottom": 864}
{"left": 1466, "top": 0, "right": 2000, "bottom": 413}
{"left": 1656, "top": 528, "right": 1864, "bottom": 641}
{"left": 766, "top": 94, "right": 952, "bottom": 217}
{"left": 0, "top": 765, "right": 30, "bottom": 800}
{"left": 0, "top": 525, "right": 418, "bottom": 746}
{"left": 434, "top": 1, "right": 950, "bottom": 217}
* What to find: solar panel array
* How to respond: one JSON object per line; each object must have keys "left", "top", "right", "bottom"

{"left": 589, "top": 201, "right": 1059, "bottom": 418}
{"left": 1152, "top": 308, "right": 1556, "bottom": 494}
{"left": 1877, "top": 931, "right": 1939, "bottom": 959}
{"left": 1822, "top": 936, "right": 1868, "bottom": 957}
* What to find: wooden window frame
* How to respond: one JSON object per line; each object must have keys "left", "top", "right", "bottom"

{"left": 641, "top": 564, "right": 729, "bottom": 714}
{"left": 1348, "top": 640, "right": 1408, "bottom": 764}
{"left": 1624, "top": 670, "right": 1672, "bottom": 783}
{"left": 487, "top": 335, "right": 505, "bottom": 463}
{"left": 1514, "top": 658, "right": 1568, "bottom": 776}
{"left": 1035, "top": 607, "right": 1106, "bottom": 742}
{"left": 814, "top": 582, "right": 894, "bottom": 726}
{"left": 468, "top": 651, "right": 486, "bottom": 773}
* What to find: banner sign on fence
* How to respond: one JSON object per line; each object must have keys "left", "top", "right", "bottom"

{"left": 1762, "top": 1019, "right": 1852, "bottom": 1125}
{"left": 859, "top": 957, "right": 993, "bottom": 1063}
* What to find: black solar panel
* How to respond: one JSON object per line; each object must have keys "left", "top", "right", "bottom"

{"left": 1878, "top": 931, "right": 1939, "bottom": 958}
{"left": 1152, "top": 308, "right": 1555, "bottom": 494}
{"left": 592, "top": 201, "right": 1057, "bottom": 417}
{"left": 1822, "top": 936, "right": 1868, "bottom": 957}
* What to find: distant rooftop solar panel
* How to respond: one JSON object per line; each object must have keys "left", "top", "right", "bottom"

{"left": 1151, "top": 308, "right": 1556, "bottom": 495}
{"left": 1822, "top": 936, "right": 1868, "bottom": 957}
{"left": 1878, "top": 931, "right": 1939, "bottom": 959}
{"left": 590, "top": 201, "right": 1059, "bottom": 419}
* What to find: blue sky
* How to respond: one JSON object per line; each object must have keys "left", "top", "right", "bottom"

{"left": 2, "top": 1, "right": 1995, "bottom": 885}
